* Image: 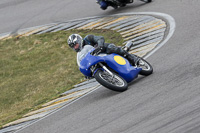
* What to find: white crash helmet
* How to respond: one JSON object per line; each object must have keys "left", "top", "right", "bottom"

{"left": 67, "top": 34, "right": 83, "bottom": 52}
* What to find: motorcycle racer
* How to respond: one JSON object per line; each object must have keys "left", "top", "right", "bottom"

{"left": 97, "top": 0, "right": 131, "bottom": 10}
{"left": 96, "top": 0, "right": 151, "bottom": 10}
{"left": 67, "top": 34, "right": 141, "bottom": 67}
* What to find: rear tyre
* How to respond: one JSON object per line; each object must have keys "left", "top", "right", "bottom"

{"left": 138, "top": 58, "right": 153, "bottom": 76}
{"left": 140, "top": 0, "right": 152, "bottom": 3}
{"left": 94, "top": 69, "right": 128, "bottom": 92}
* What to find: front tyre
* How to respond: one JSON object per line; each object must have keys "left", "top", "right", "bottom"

{"left": 94, "top": 69, "right": 128, "bottom": 92}
{"left": 138, "top": 58, "right": 153, "bottom": 76}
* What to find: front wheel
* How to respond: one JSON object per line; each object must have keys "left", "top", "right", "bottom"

{"left": 94, "top": 69, "right": 128, "bottom": 92}
{"left": 138, "top": 58, "right": 153, "bottom": 76}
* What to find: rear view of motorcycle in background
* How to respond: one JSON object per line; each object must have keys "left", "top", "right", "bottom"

{"left": 96, "top": 0, "right": 152, "bottom": 10}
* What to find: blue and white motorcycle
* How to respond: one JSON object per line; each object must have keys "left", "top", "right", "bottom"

{"left": 78, "top": 42, "right": 153, "bottom": 92}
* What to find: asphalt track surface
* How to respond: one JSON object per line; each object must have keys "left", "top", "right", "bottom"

{"left": 1, "top": 0, "right": 200, "bottom": 133}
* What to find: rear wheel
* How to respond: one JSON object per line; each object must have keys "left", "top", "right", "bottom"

{"left": 140, "top": 0, "right": 152, "bottom": 3}
{"left": 138, "top": 58, "right": 153, "bottom": 76}
{"left": 94, "top": 69, "right": 128, "bottom": 92}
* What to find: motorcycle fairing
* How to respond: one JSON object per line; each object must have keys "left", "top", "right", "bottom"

{"left": 104, "top": 54, "right": 142, "bottom": 82}
{"left": 79, "top": 51, "right": 105, "bottom": 77}
{"left": 80, "top": 51, "right": 142, "bottom": 82}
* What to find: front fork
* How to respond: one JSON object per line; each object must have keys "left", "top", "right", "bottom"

{"left": 91, "top": 63, "right": 114, "bottom": 79}
{"left": 98, "top": 63, "right": 114, "bottom": 77}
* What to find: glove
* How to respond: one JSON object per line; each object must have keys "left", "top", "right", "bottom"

{"left": 92, "top": 46, "right": 104, "bottom": 55}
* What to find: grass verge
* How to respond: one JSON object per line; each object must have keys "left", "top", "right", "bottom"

{"left": 0, "top": 29, "right": 124, "bottom": 128}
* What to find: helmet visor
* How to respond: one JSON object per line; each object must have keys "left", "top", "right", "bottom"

{"left": 69, "top": 43, "right": 80, "bottom": 52}
{"left": 69, "top": 43, "right": 76, "bottom": 48}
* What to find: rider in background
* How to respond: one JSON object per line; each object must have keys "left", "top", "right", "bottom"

{"left": 67, "top": 34, "right": 140, "bottom": 67}
{"left": 97, "top": 0, "right": 151, "bottom": 10}
{"left": 97, "top": 0, "right": 133, "bottom": 10}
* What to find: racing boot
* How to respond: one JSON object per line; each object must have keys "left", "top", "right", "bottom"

{"left": 125, "top": 53, "right": 141, "bottom": 66}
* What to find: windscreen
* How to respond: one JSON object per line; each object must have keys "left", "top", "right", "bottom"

{"left": 77, "top": 45, "right": 94, "bottom": 67}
